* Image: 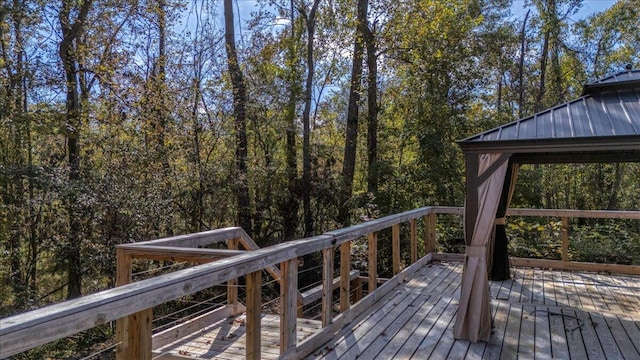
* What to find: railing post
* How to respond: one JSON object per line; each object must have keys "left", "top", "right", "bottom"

{"left": 246, "top": 270, "right": 262, "bottom": 360}
{"left": 368, "top": 232, "right": 378, "bottom": 292}
{"left": 280, "top": 258, "right": 298, "bottom": 354}
{"left": 410, "top": 219, "right": 417, "bottom": 263}
{"left": 340, "top": 241, "right": 351, "bottom": 312}
{"left": 424, "top": 212, "right": 436, "bottom": 254}
{"left": 392, "top": 224, "right": 401, "bottom": 275}
{"left": 115, "top": 248, "right": 152, "bottom": 360}
{"left": 561, "top": 217, "right": 569, "bottom": 262}
{"left": 321, "top": 247, "right": 334, "bottom": 326}
{"left": 228, "top": 237, "right": 240, "bottom": 314}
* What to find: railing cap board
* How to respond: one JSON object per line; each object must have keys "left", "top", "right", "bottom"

{"left": 325, "top": 207, "right": 435, "bottom": 242}
{"left": 118, "top": 227, "right": 245, "bottom": 248}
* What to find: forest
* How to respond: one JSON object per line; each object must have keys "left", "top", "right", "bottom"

{"left": 1, "top": 0, "right": 639, "bottom": 324}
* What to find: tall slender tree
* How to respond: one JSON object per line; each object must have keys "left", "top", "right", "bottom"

{"left": 338, "top": 0, "right": 367, "bottom": 227}
{"left": 224, "top": 0, "right": 252, "bottom": 236}
{"left": 58, "top": 0, "right": 92, "bottom": 299}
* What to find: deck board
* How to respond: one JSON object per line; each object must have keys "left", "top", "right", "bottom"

{"left": 155, "top": 261, "right": 640, "bottom": 359}
{"left": 310, "top": 262, "right": 640, "bottom": 360}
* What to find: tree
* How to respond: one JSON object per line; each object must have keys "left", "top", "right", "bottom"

{"left": 59, "top": 0, "right": 93, "bottom": 299}
{"left": 301, "top": 0, "right": 321, "bottom": 236}
{"left": 338, "top": 0, "right": 367, "bottom": 227}
{"left": 224, "top": 0, "right": 252, "bottom": 236}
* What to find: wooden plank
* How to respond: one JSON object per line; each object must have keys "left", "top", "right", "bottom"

{"left": 227, "top": 237, "right": 240, "bottom": 314}
{"left": 484, "top": 301, "right": 509, "bottom": 360}
{"left": 340, "top": 241, "right": 351, "bottom": 312}
{"left": 410, "top": 219, "right": 417, "bottom": 263}
{"left": 500, "top": 304, "right": 522, "bottom": 360}
{"left": 407, "top": 292, "right": 458, "bottom": 358}
{"left": 606, "top": 315, "right": 640, "bottom": 359}
{"left": 280, "top": 258, "right": 298, "bottom": 354}
{"left": 330, "top": 289, "right": 420, "bottom": 359}
{"left": 424, "top": 213, "right": 436, "bottom": 254}
{"left": 115, "top": 248, "right": 132, "bottom": 360}
{"left": 392, "top": 224, "right": 401, "bottom": 275}
{"left": 392, "top": 295, "right": 453, "bottom": 358}
{"left": 518, "top": 305, "right": 535, "bottom": 359}
{"left": 120, "top": 245, "right": 244, "bottom": 263}
{"left": 295, "top": 254, "right": 434, "bottom": 358}
{"left": 425, "top": 284, "right": 463, "bottom": 360}
{"left": 510, "top": 257, "right": 640, "bottom": 276}
{"left": 505, "top": 208, "right": 640, "bottom": 220}
{"left": 246, "top": 270, "right": 261, "bottom": 360}
{"left": 321, "top": 247, "right": 334, "bottom": 327}
{"left": 533, "top": 307, "right": 551, "bottom": 360}
{"left": 307, "top": 287, "right": 415, "bottom": 359}
{"left": 547, "top": 307, "right": 570, "bottom": 360}
{"left": 618, "top": 316, "right": 640, "bottom": 354}
{"left": 152, "top": 305, "right": 241, "bottom": 348}
{"left": 576, "top": 310, "right": 606, "bottom": 360}
{"left": 590, "top": 312, "right": 622, "bottom": 359}
{"left": 562, "top": 308, "right": 588, "bottom": 360}
{"left": 358, "top": 295, "right": 434, "bottom": 359}
{"left": 368, "top": 232, "right": 377, "bottom": 292}
{"left": 301, "top": 270, "right": 359, "bottom": 304}
{"left": 561, "top": 217, "right": 569, "bottom": 262}
{"left": 121, "top": 227, "right": 246, "bottom": 248}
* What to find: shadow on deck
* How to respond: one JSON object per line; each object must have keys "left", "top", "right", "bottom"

{"left": 155, "top": 259, "right": 640, "bottom": 359}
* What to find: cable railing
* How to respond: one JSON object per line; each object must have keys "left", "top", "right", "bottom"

{"left": 1, "top": 206, "right": 639, "bottom": 360}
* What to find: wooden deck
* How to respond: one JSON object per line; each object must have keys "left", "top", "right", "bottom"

{"left": 154, "top": 314, "right": 322, "bottom": 359}
{"left": 152, "top": 260, "right": 640, "bottom": 359}
{"left": 308, "top": 261, "right": 640, "bottom": 360}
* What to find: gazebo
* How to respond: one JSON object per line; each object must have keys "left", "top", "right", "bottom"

{"left": 453, "top": 68, "right": 640, "bottom": 342}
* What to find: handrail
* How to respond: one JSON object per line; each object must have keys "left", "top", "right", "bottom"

{"left": 1, "top": 206, "right": 639, "bottom": 358}
{"left": 0, "top": 206, "right": 436, "bottom": 358}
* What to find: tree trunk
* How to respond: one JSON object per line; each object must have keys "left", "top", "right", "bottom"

{"left": 224, "top": 0, "right": 252, "bottom": 236}
{"left": 282, "top": 0, "right": 299, "bottom": 241}
{"left": 518, "top": 10, "right": 529, "bottom": 119}
{"left": 59, "top": 0, "right": 92, "bottom": 300}
{"left": 364, "top": 17, "right": 378, "bottom": 196}
{"left": 338, "top": 0, "right": 367, "bottom": 227}
{"left": 302, "top": 0, "right": 321, "bottom": 237}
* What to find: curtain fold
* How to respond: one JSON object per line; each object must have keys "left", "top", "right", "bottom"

{"left": 454, "top": 153, "right": 510, "bottom": 343}
{"left": 490, "top": 162, "right": 519, "bottom": 281}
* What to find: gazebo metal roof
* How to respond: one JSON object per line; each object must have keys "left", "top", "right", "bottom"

{"left": 458, "top": 69, "right": 640, "bottom": 163}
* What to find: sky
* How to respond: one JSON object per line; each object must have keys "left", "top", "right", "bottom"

{"left": 510, "top": 0, "right": 618, "bottom": 21}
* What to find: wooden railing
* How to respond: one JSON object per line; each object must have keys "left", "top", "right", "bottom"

{"left": 1, "top": 206, "right": 638, "bottom": 359}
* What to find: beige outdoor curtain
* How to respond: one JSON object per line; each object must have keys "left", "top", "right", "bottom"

{"left": 453, "top": 153, "right": 510, "bottom": 342}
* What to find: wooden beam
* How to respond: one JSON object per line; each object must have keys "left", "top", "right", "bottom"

{"left": 368, "top": 232, "right": 377, "bottom": 292}
{"left": 301, "top": 269, "right": 359, "bottom": 304}
{"left": 340, "top": 241, "right": 351, "bottom": 312}
{"left": 280, "top": 258, "right": 298, "bottom": 354}
{"left": 410, "top": 219, "right": 417, "bottom": 263}
{"left": 505, "top": 208, "right": 640, "bottom": 220}
{"left": 120, "top": 227, "right": 246, "bottom": 248}
{"left": 246, "top": 270, "right": 262, "bottom": 360}
{"left": 392, "top": 224, "right": 401, "bottom": 275}
{"left": 510, "top": 257, "right": 640, "bottom": 275}
{"left": 561, "top": 217, "right": 569, "bottom": 262}
{"left": 115, "top": 249, "right": 132, "bottom": 360}
{"left": 321, "top": 247, "right": 334, "bottom": 327}
{"left": 424, "top": 212, "right": 437, "bottom": 254}
{"left": 227, "top": 238, "right": 240, "bottom": 314}
{"left": 119, "top": 245, "right": 245, "bottom": 263}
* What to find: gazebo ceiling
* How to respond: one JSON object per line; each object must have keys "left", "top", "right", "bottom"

{"left": 458, "top": 69, "right": 640, "bottom": 162}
